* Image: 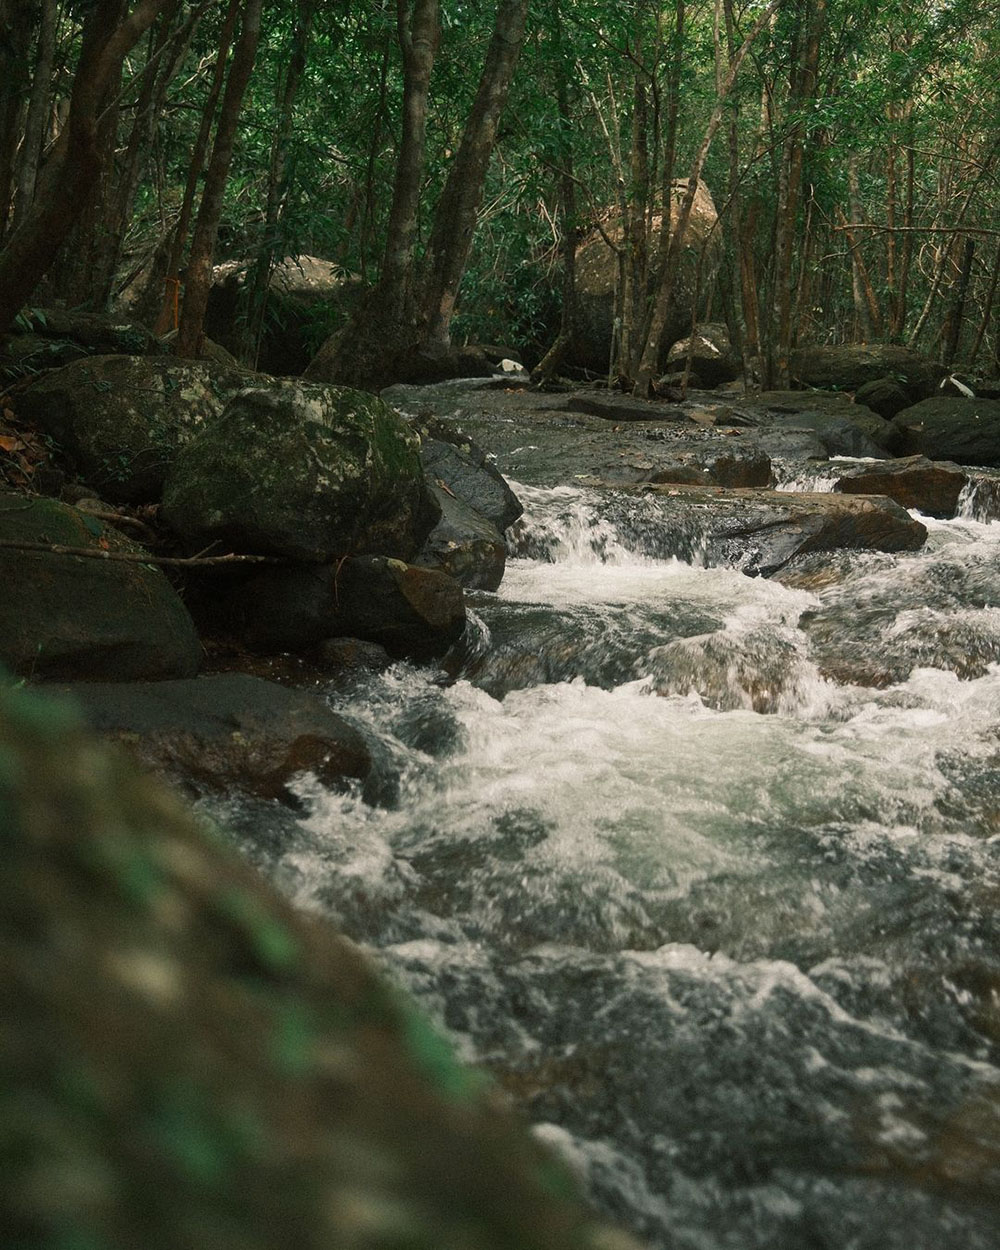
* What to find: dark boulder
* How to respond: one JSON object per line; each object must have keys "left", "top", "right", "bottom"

{"left": 0, "top": 493, "right": 201, "bottom": 681}
{"left": 9, "top": 307, "right": 162, "bottom": 356}
{"left": 891, "top": 397, "right": 1000, "bottom": 467}
{"left": 415, "top": 482, "right": 507, "bottom": 590}
{"left": 761, "top": 410, "right": 892, "bottom": 460}
{"left": 664, "top": 322, "right": 740, "bottom": 387}
{"left": 238, "top": 556, "right": 466, "bottom": 658}
{"left": 0, "top": 680, "right": 634, "bottom": 1250}
{"left": 162, "top": 381, "right": 437, "bottom": 561}
{"left": 854, "top": 377, "right": 913, "bottom": 420}
{"left": 61, "top": 672, "right": 370, "bottom": 801}
{"left": 417, "top": 428, "right": 524, "bottom": 532}
{"left": 644, "top": 443, "right": 772, "bottom": 488}
{"left": 12, "top": 354, "right": 250, "bottom": 503}
{"left": 834, "top": 455, "right": 967, "bottom": 518}
{"left": 788, "top": 344, "right": 944, "bottom": 401}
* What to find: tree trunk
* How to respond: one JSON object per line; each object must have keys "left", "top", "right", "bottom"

{"left": 941, "top": 236, "right": 975, "bottom": 368}
{"left": 634, "top": 0, "right": 780, "bottom": 395}
{"left": 418, "top": 0, "right": 529, "bottom": 347}
{"left": 0, "top": 0, "right": 33, "bottom": 238}
{"left": 0, "top": 0, "right": 174, "bottom": 335}
{"left": 176, "top": 0, "right": 264, "bottom": 357}
{"left": 237, "top": 0, "right": 319, "bottom": 364}
{"left": 11, "top": 0, "right": 58, "bottom": 229}
{"left": 154, "top": 0, "right": 240, "bottom": 334}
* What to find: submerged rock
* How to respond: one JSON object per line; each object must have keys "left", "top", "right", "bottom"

{"left": 12, "top": 354, "right": 251, "bottom": 503}
{"left": 0, "top": 680, "right": 634, "bottom": 1250}
{"left": 834, "top": 455, "right": 967, "bottom": 518}
{"left": 61, "top": 673, "right": 370, "bottom": 800}
{"left": 0, "top": 493, "right": 200, "bottom": 681}
{"left": 163, "top": 381, "right": 438, "bottom": 561}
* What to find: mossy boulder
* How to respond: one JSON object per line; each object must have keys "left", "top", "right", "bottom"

{"left": 0, "top": 680, "right": 637, "bottom": 1250}
{"left": 788, "top": 344, "right": 943, "bottom": 401}
{"left": 12, "top": 354, "right": 251, "bottom": 503}
{"left": 0, "top": 493, "right": 201, "bottom": 681}
{"left": 162, "top": 381, "right": 438, "bottom": 562}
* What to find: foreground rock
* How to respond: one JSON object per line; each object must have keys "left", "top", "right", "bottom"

{"left": 643, "top": 442, "right": 772, "bottom": 488}
{"left": 0, "top": 493, "right": 200, "bottom": 681}
{"left": 788, "top": 344, "right": 943, "bottom": 401}
{"left": 834, "top": 455, "right": 967, "bottom": 518}
{"left": 238, "top": 556, "right": 467, "bottom": 658}
{"left": 163, "top": 381, "right": 437, "bottom": 561}
{"left": 633, "top": 484, "right": 927, "bottom": 576}
{"left": 1, "top": 681, "right": 634, "bottom": 1250}
{"left": 891, "top": 397, "right": 1000, "bottom": 467}
{"left": 416, "top": 483, "right": 507, "bottom": 590}
{"left": 12, "top": 354, "right": 250, "bottom": 503}
{"left": 62, "top": 673, "right": 370, "bottom": 800}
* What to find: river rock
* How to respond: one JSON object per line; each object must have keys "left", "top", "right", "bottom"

{"left": 0, "top": 680, "right": 633, "bottom": 1250}
{"left": 12, "top": 354, "right": 250, "bottom": 503}
{"left": 890, "top": 397, "right": 1000, "bottom": 467}
{"left": 417, "top": 428, "right": 524, "bottom": 532}
{"left": 636, "top": 483, "right": 927, "bottom": 576}
{"left": 665, "top": 322, "right": 740, "bottom": 387}
{"left": 238, "top": 556, "right": 466, "bottom": 658}
{"left": 60, "top": 673, "right": 370, "bottom": 800}
{"left": 644, "top": 442, "right": 772, "bottom": 488}
{"left": 834, "top": 455, "right": 967, "bottom": 518}
{"left": 415, "top": 482, "right": 507, "bottom": 590}
{"left": 162, "top": 381, "right": 438, "bottom": 561}
{"left": 788, "top": 344, "right": 943, "bottom": 401}
{"left": 854, "top": 377, "right": 912, "bottom": 420}
{"left": 0, "top": 493, "right": 201, "bottom": 681}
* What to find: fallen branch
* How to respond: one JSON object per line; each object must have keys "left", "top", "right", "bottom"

{"left": 0, "top": 539, "right": 285, "bottom": 567}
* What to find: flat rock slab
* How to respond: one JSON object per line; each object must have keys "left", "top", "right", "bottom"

{"left": 60, "top": 672, "right": 371, "bottom": 800}
{"left": 833, "top": 455, "right": 967, "bottom": 518}
{"left": 634, "top": 483, "right": 927, "bottom": 576}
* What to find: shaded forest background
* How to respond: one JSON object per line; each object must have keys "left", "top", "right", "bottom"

{"left": 0, "top": 0, "right": 998, "bottom": 391}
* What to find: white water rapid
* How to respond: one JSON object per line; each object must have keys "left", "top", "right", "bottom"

{"left": 207, "top": 482, "right": 1000, "bottom": 1250}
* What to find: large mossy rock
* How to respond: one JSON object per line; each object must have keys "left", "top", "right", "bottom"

{"left": 664, "top": 322, "right": 740, "bottom": 388}
{"left": 0, "top": 493, "right": 201, "bottom": 681}
{"left": 890, "top": 397, "right": 1000, "bottom": 467}
{"left": 12, "top": 355, "right": 251, "bottom": 503}
{"left": 788, "top": 344, "right": 943, "bottom": 401}
{"left": 239, "top": 556, "right": 467, "bottom": 658}
{"left": 61, "top": 673, "right": 371, "bottom": 801}
{"left": 162, "top": 381, "right": 437, "bottom": 561}
{"left": 0, "top": 681, "right": 636, "bottom": 1250}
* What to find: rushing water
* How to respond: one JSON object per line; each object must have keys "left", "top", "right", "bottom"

{"left": 211, "top": 479, "right": 1000, "bottom": 1249}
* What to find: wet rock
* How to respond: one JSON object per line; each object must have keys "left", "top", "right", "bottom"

{"left": 163, "top": 381, "right": 438, "bottom": 561}
{"left": 416, "top": 429, "right": 524, "bottom": 532}
{"left": 0, "top": 493, "right": 201, "bottom": 681}
{"left": 664, "top": 322, "right": 740, "bottom": 388}
{"left": 891, "top": 397, "right": 1000, "bottom": 467}
{"left": 854, "top": 377, "right": 912, "bottom": 420}
{"left": 789, "top": 344, "right": 943, "bottom": 401}
{"left": 313, "top": 636, "right": 393, "bottom": 678}
{"left": 760, "top": 409, "right": 894, "bottom": 460}
{"left": 0, "top": 680, "right": 631, "bottom": 1250}
{"left": 415, "top": 482, "right": 507, "bottom": 590}
{"left": 12, "top": 354, "right": 251, "bottom": 503}
{"left": 60, "top": 673, "right": 370, "bottom": 801}
{"left": 637, "top": 483, "right": 927, "bottom": 576}
{"left": 239, "top": 556, "right": 466, "bottom": 659}
{"left": 644, "top": 443, "right": 772, "bottom": 488}
{"left": 834, "top": 455, "right": 967, "bottom": 518}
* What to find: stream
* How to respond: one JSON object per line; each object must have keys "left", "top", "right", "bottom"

{"left": 208, "top": 429, "right": 1000, "bottom": 1248}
